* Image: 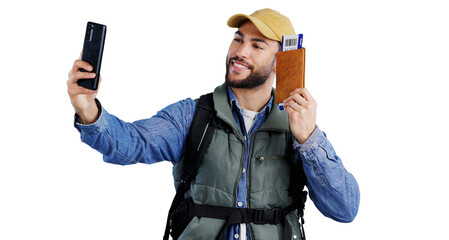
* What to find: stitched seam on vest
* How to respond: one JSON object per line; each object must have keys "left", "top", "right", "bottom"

{"left": 215, "top": 129, "right": 241, "bottom": 143}
{"left": 250, "top": 188, "right": 289, "bottom": 194}
{"left": 193, "top": 183, "right": 234, "bottom": 198}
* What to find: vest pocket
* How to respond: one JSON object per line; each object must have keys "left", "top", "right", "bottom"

{"left": 250, "top": 155, "right": 291, "bottom": 208}
{"left": 256, "top": 155, "right": 286, "bottom": 162}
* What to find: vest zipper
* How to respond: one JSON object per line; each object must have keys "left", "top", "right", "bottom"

{"left": 236, "top": 133, "right": 248, "bottom": 240}
{"left": 231, "top": 129, "right": 246, "bottom": 207}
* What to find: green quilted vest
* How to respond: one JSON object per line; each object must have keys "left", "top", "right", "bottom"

{"left": 173, "top": 83, "right": 304, "bottom": 240}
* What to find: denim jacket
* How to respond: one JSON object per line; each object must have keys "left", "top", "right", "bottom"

{"left": 75, "top": 86, "right": 360, "bottom": 239}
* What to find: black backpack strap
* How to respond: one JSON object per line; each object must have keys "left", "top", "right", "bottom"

{"left": 181, "top": 93, "right": 215, "bottom": 183}
{"left": 163, "top": 93, "right": 216, "bottom": 240}
{"left": 285, "top": 129, "right": 308, "bottom": 240}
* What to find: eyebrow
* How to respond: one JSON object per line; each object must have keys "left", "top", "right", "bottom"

{"left": 235, "top": 30, "right": 269, "bottom": 46}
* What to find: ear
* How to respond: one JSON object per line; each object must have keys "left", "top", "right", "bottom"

{"left": 272, "top": 50, "right": 278, "bottom": 73}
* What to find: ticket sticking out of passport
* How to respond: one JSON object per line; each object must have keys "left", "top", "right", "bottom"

{"left": 276, "top": 34, "right": 305, "bottom": 110}
{"left": 281, "top": 34, "right": 303, "bottom": 51}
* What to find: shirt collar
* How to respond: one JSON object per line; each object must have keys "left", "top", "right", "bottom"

{"left": 227, "top": 86, "right": 273, "bottom": 115}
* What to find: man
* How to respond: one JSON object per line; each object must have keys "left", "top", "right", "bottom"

{"left": 67, "top": 9, "right": 360, "bottom": 240}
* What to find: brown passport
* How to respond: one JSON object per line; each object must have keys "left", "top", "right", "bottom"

{"left": 275, "top": 48, "right": 305, "bottom": 104}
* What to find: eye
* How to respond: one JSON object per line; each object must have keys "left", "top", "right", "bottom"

{"left": 253, "top": 44, "right": 263, "bottom": 50}
{"left": 233, "top": 38, "right": 242, "bottom": 43}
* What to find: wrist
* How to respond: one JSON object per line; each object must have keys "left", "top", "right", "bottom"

{"left": 296, "top": 126, "right": 316, "bottom": 144}
{"left": 76, "top": 100, "right": 100, "bottom": 124}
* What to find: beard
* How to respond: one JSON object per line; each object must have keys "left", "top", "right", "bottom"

{"left": 225, "top": 56, "right": 275, "bottom": 89}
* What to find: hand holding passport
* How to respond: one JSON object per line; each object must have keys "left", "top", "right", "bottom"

{"left": 275, "top": 34, "right": 305, "bottom": 110}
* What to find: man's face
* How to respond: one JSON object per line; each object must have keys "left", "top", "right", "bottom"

{"left": 225, "top": 21, "right": 280, "bottom": 89}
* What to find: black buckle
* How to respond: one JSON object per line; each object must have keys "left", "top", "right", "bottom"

{"left": 254, "top": 209, "right": 281, "bottom": 224}
{"left": 254, "top": 209, "right": 265, "bottom": 224}
{"left": 268, "top": 209, "right": 281, "bottom": 224}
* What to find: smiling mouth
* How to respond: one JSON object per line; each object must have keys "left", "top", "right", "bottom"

{"left": 231, "top": 59, "right": 251, "bottom": 72}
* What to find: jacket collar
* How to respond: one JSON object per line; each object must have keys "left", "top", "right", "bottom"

{"left": 213, "top": 83, "right": 289, "bottom": 134}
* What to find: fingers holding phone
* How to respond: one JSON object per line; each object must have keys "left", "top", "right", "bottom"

{"left": 67, "top": 58, "right": 100, "bottom": 124}
{"left": 67, "top": 59, "right": 96, "bottom": 93}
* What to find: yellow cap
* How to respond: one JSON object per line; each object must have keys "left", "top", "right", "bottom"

{"left": 227, "top": 8, "right": 295, "bottom": 42}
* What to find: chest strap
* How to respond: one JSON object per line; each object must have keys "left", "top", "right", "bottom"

{"left": 184, "top": 196, "right": 306, "bottom": 240}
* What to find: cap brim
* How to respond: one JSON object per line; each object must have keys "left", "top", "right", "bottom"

{"left": 227, "top": 14, "right": 280, "bottom": 42}
{"left": 227, "top": 14, "right": 251, "bottom": 28}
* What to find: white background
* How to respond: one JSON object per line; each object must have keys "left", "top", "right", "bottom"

{"left": 1, "top": 0, "right": 448, "bottom": 239}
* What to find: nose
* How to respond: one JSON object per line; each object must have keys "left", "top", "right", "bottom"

{"left": 235, "top": 42, "right": 251, "bottom": 59}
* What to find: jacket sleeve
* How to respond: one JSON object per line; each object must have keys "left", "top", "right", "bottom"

{"left": 293, "top": 126, "right": 360, "bottom": 222}
{"left": 74, "top": 98, "right": 196, "bottom": 165}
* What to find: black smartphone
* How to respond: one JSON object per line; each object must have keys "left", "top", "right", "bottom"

{"left": 78, "top": 21, "right": 107, "bottom": 90}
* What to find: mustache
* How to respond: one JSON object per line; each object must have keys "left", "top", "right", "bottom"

{"left": 228, "top": 57, "right": 253, "bottom": 70}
